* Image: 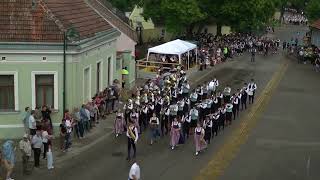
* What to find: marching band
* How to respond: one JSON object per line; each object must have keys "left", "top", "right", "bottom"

{"left": 114, "top": 67, "right": 257, "bottom": 158}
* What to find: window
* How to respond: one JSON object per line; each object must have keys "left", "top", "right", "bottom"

{"left": 35, "top": 75, "right": 54, "bottom": 109}
{"left": 0, "top": 75, "right": 14, "bottom": 111}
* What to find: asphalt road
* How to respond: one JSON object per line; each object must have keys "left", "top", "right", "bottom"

{"left": 15, "top": 25, "right": 312, "bottom": 180}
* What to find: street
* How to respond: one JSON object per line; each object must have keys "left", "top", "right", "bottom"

{"left": 14, "top": 25, "right": 317, "bottom": 180}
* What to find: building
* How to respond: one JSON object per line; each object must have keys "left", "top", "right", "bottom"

{"left": 310, "top": 19, "right": 320, "bottom": 47}
{"left": 0, "top": 0, "right": 125, "bottom": 138}
{"left": 87, "top": 0, "right": 137, "bottom": 56}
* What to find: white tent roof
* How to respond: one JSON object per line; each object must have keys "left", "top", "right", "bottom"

{"left": 148, "top": 39, "right": 197, "bottom": 55}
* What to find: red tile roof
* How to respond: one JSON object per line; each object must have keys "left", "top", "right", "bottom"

{"left": 0, "top": 0, "right": 113, "bottom": 42}
{"left": 310, "top": 19, "right": 320, "bottom": 30}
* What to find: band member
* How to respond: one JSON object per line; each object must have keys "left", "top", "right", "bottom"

{"left": 177, "top": 99, "right": 185, "bottom": 118}
{"left": 223, "top": 85, "right": 231, "bottom": 103}
{"left": 130, "top": 109, "right": 140, "bottom": 134}
{"left": 189, "top": 106, "right": 199, "bottom": 135}
{"left": 203, "top": 82, "right": 208, "bottom": 99}
{"left": 171, "top": 88, "right": 178, "bottom": 102}
{"left": 194, "top": 122, "right": 207, "bottom": 156}
{"left": 232, "top": 94, "right": 239, "bottom": 119}
{"left": 182, "top": 81, "right": 190, "bottom": 97}
{"left": 237, "top": 89, "right": 242, "bottom": 111}
{"left": 139, "top": 104, "right": 148, "bottom": 132}
{"left": 148, "top": 103, "right": 154, "bottom": 120}
{"left": 203, "top": 116, "right": 212, "bottom": 144}
{"left": 206, "top": 97, "right": 212, "bottom": 114}
{"left": 162, "top": 107, "right": 170, "bottom": 135}
{"left": 226, "top": 102, "right": 233, "bottom": 125}
{"left": 126, "top": 121, "right": 139, "bottom": 161}
{"left": 124, "top": 99, "right": 133, "bottom": 124}
{"left": 155, "top": 96, "right": 163, "bottom": 117}
{"left": 212, "top": 111, "right": 220, "bottom": 137}
{"left": 182, "top": 114, "right": 191, "bottom": 139}
{"left": 217, "top": 91, "right": 223, "bottom": 107}
{"left": 170, "top": 118, "right": 181, "bottom": 150}
{"left": 199, "top": 102, "right": 207, "bottom": 121}
{"left": 241, "top": 83, "right": 248, "bottom": 110}
{"left": 219, "top": 106, "right": 226, "bottom": 130}
{"left": 114, "top": 109, "right": 125, "bottom": 137}
{"left": 149, "top": 113, "right": 160, "bottom": 145}
{"left": 248, "top": 79, "right": 257, "bottom": 104}
{"left": 197, "top": 85, "right": 204, "bottom": 101}
{"left": 169, "top": 102, "right": 178, "bottom": 123}
{"left": 212, "top": 95, "right": 219, "bottom": 113}
{"left": 184, "top": 97, "right": 190, "bottom": 116}
{"left": 190, "top": 90, "right": 198, "bottom": 107}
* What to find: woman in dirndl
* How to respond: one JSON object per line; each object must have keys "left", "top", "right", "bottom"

{"left": 130, "top": 109, "right": 140, "bottom": 134}
{"left": 114, "top": 109, "right": 125, "bottom": 137}
{"left": 170, "top": 118, "right": 181, "bottom": 150}
{"left": 194, "top": 122, "right": 207, "bottom": 156}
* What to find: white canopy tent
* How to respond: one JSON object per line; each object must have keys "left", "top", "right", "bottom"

{"left": 147, "top": 39, "right": 197, "bottom": 69}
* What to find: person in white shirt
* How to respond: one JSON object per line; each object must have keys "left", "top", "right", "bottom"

{"left": 129, "top": 160, "right": 141, "bottom": 180}
{"left": 248, "top": 79, "right": 257, "bottom": 104}
{"left": 28, "top": 110, "right": 37, "bottom": 136}
{"left": 203, "top": 116, "right": 212, "bottom": 144}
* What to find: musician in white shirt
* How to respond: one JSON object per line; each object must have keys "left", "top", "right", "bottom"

{"left": 248, "top": 79, "right": 257, "bottom": 104}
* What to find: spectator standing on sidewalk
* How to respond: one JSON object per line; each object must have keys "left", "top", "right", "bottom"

{"left": 72, "top": 108, "right": 81, "bottom": 139}
{"left": 59, "top": 119, "right": 67, "bottom": 150}
{"left": 2, "top": 140, "right": 15, "bottom": 180}
{"left": 64, "top": 116, "right": 73, "bottom": 152}
{"left": 128, "top": 159, "right": 141, "bottom": 180}
{"left": 41, "top": 105, "right": 52, "bottom": 128}
{"left": 28, "top": 110, "right": 37, "bottom": 136}
{"left": 19, "top": 134, "right": 32, "bottom": 175}
{"left": 80, "top": 104, "right": 90, "bottom": 134}
{"left": 21, "top": 107, "right": 31, "bottom": 134}
{"left": 31, "top": 130, "right": 43, "bottom": 168}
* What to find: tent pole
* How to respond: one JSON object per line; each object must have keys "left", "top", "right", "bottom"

{"left": 195, "top": 48, "right": 198, "bottom": 65}
{"left": 187, "top": 51, "right": 190, "bottom": 70}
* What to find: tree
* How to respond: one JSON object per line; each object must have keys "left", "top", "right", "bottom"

{"left": 306, "top": 0, "right": 320, "bottom": 22}
{"left": 142, "top": 0, "right": 206, "bottom": 37}
{"left": 107, "top": 0, "right": 139, "bottom": 12}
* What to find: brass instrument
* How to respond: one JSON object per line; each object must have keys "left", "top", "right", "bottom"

{"left": 128, "top": 125, "right": 136, "bottom": 140}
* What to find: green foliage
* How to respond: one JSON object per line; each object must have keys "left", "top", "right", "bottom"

{"left": 142, "top": 0, "right": 206, "bottom": 34}
{"left": 306, "top": 0, "right": 320, "bottom": 22}
{"left": 141, "top": 0, "right": 282, "bottom": 34}
{"left": 108, "top": 0, "right": 139, "bottom": 12}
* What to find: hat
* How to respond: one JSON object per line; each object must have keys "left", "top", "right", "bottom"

{"left": 23, "top": 134, "right": 28, "bottom": 138}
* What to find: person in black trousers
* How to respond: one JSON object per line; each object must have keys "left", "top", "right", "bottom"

{"left": 241, "top": 83, "right": 248, "bottom": 110}
{"left": 31, "top": 130, "right": 43, "bottom": 168}
{"left": 126, "top": 121, "right": 138, "bottom": 161}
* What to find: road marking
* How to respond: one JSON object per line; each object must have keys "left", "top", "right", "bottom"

{"left": 194, "top": 59, "right": 289, "bottom": 180}
{"left": 306, "top": 156, "right": 311, "bottom": 179}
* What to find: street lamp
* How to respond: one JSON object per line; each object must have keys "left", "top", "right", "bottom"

{"left": 62, "top": 27, "right": 79, "bottom": 115}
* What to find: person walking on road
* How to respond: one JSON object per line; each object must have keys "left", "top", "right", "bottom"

{"left": 170, "top": 118, "right": 181, "bottom": 150}
{"left": 248, "top": 79, "right": 257, "bottom": 104}
{"left": 194, "top": 122, "right": 206, "bottom": 156}
{"left": 149, "top": 113, "right": 160, "bottom": 145}
{"left": 128, "top": 159, "right": 140, "bottom": 180}
{"left": 114, "top": 109, "right": 125, "bottom": 137}
{"left": 19, "top": 134, "right": 32, "bottom": 175}
{"left": 250, "top": 47, "right": 257, "bottom": 62}
{"left": 126, "top": 121, "right": 139, "bottom": 161}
